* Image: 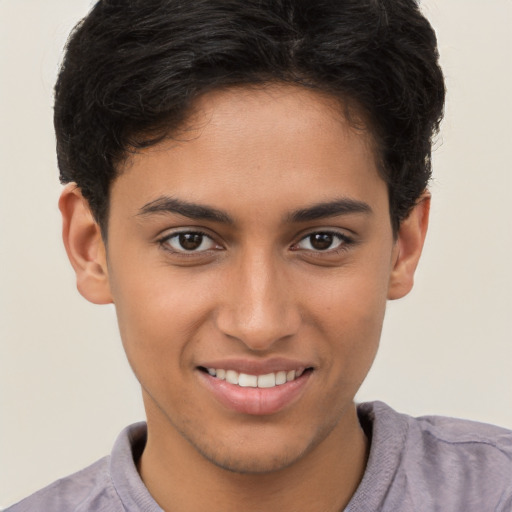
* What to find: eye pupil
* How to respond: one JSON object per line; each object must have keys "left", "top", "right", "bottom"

{"left": 310, "top": 233, "right": 334, "bottom": 250}
{"left": 179, "top": 233, "right": 203, "bottom": 250}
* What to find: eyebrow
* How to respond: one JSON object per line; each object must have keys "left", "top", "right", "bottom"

{"left": 137, "top": 195, "right": 372, "bottom": 224}
{"left": 138, "top": 196, "right": 234, "bottom": 224}
{"left": 287, "top": 198, "right": 372, "bottom": 222}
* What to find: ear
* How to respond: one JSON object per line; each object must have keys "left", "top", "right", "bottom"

{"left": 59, "top": 184, "right": 113, "bottom": 304}
{"left": 387, "top": 192, "right": 430, "bottom": 300}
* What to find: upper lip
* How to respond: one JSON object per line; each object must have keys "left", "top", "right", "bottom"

{"left": 197, "top": 357, "right": 314, "bottom": 375}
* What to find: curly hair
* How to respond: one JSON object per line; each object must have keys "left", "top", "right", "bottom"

{"left": 54, "top": 0, "right": 445, "bottom": 234}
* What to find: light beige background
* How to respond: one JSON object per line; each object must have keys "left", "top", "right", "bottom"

{"left": 1, "top": 0, "right": 511, "bottom": 507}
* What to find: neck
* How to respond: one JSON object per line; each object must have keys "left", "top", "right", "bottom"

{"left": 138, "top": 403, "right": 369, "bottom": 512}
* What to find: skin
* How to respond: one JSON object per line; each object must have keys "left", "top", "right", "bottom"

{"left": 60, "top": 84, "right": 429, "bottom": 512}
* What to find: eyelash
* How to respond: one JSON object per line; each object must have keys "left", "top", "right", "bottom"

{"left": 158, "top": 229, "right": 354, "bottom": 258}
{"left": 158, "top": 230, "right": 220, "bottom": 256}
{"left": 291, "top": 231, "right": 354, "bottom": 255}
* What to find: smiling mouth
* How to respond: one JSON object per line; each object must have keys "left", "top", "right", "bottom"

{"left": 198, "top": 367, "right": 312, "bottom": 389}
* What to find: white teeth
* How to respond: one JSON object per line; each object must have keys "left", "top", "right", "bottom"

{"left": 225, "top": 370, "right": 239, "bottom": 385}
{"left": 257, "top": 373, "right": 276, "bottom": 388}
{"left": 276, "top": 371, "right": 287, "bottom": 385}
{"left": 206, "top": 367, "right": 307, "bottom": 388}
{"left": 238, "top": 373, "right": 258, "bottom": 387}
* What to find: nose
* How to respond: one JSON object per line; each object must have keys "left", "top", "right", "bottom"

{"left": 215, "top": 248, "right": 301, "bottom": 351}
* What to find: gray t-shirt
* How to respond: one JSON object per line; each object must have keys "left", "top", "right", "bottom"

{"left": 6, "top": 401, "right": 512, "bottom": 511}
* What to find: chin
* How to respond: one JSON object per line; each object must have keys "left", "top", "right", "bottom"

{"left": 184, "top": 422, "right": 331, "bottom": 476}
{"left": 196, "top": 444, "right": 305, "bottom": 475}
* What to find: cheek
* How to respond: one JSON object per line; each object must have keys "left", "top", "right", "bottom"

{"left": 109, "top": 263, "right": 215, "bottom": 379}
{"left": 301, "top": 263, "right": 390, "bottom": 377}
{"left": 304, "top": 261, "right": 389, "bottom": 331}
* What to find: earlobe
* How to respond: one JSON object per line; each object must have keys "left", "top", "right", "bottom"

{"left": 387, "top": 192, "right": 430, "bottom": 300}
{"left": 59, "top": 184, "right": 113, "bottom": 305}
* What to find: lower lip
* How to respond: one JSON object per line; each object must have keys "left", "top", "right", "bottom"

{"left": 199, "top": 370, "right": 311, "bottom": 416}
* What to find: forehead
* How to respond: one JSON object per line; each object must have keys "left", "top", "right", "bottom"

{"left": 113, "top": 84, "right": 387, "bottom": 222}
{"left": 178, "top": 84, "right": 376, "bottom": 172}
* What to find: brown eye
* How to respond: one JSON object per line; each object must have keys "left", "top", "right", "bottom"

{"left": 179, "top": 233, "right": 204, "bottom": 250}
{"left": 163, "top": 232, "right": 218, "bottom": 253}
{"left": 309, "top": 233, "right": 334, "bottom": 250}
{"left": 295, "top": 232, "right": 348, "bottom": 252}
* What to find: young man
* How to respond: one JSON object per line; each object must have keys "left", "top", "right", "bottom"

{"left": 6, "top": 0, "right": 512, "bottom": 511}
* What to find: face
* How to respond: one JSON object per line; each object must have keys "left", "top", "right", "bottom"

{"left": 102, "top": 85, "right": 401, "bottom": 473}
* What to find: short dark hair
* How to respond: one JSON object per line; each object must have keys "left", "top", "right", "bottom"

{"left": 54, "top": 0, "right": 445, "bottom": 234}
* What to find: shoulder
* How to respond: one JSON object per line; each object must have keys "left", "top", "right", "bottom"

{"left": 4, "top": 422, "right": 151, "bottom": 512}
{"left": 404, "top": 406, "right": 512, "bottom": 469}
{"left": 404, "top": 406, "right": 512, "bottom": 510}
{"left": 353, "top": 401, "right": 512, "bottom": 512}
{"left": 4, "top": 456, "right": 123, "bottom": 512}
{"left": 361, "top": 400, "right": 512, "bottom": 461}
